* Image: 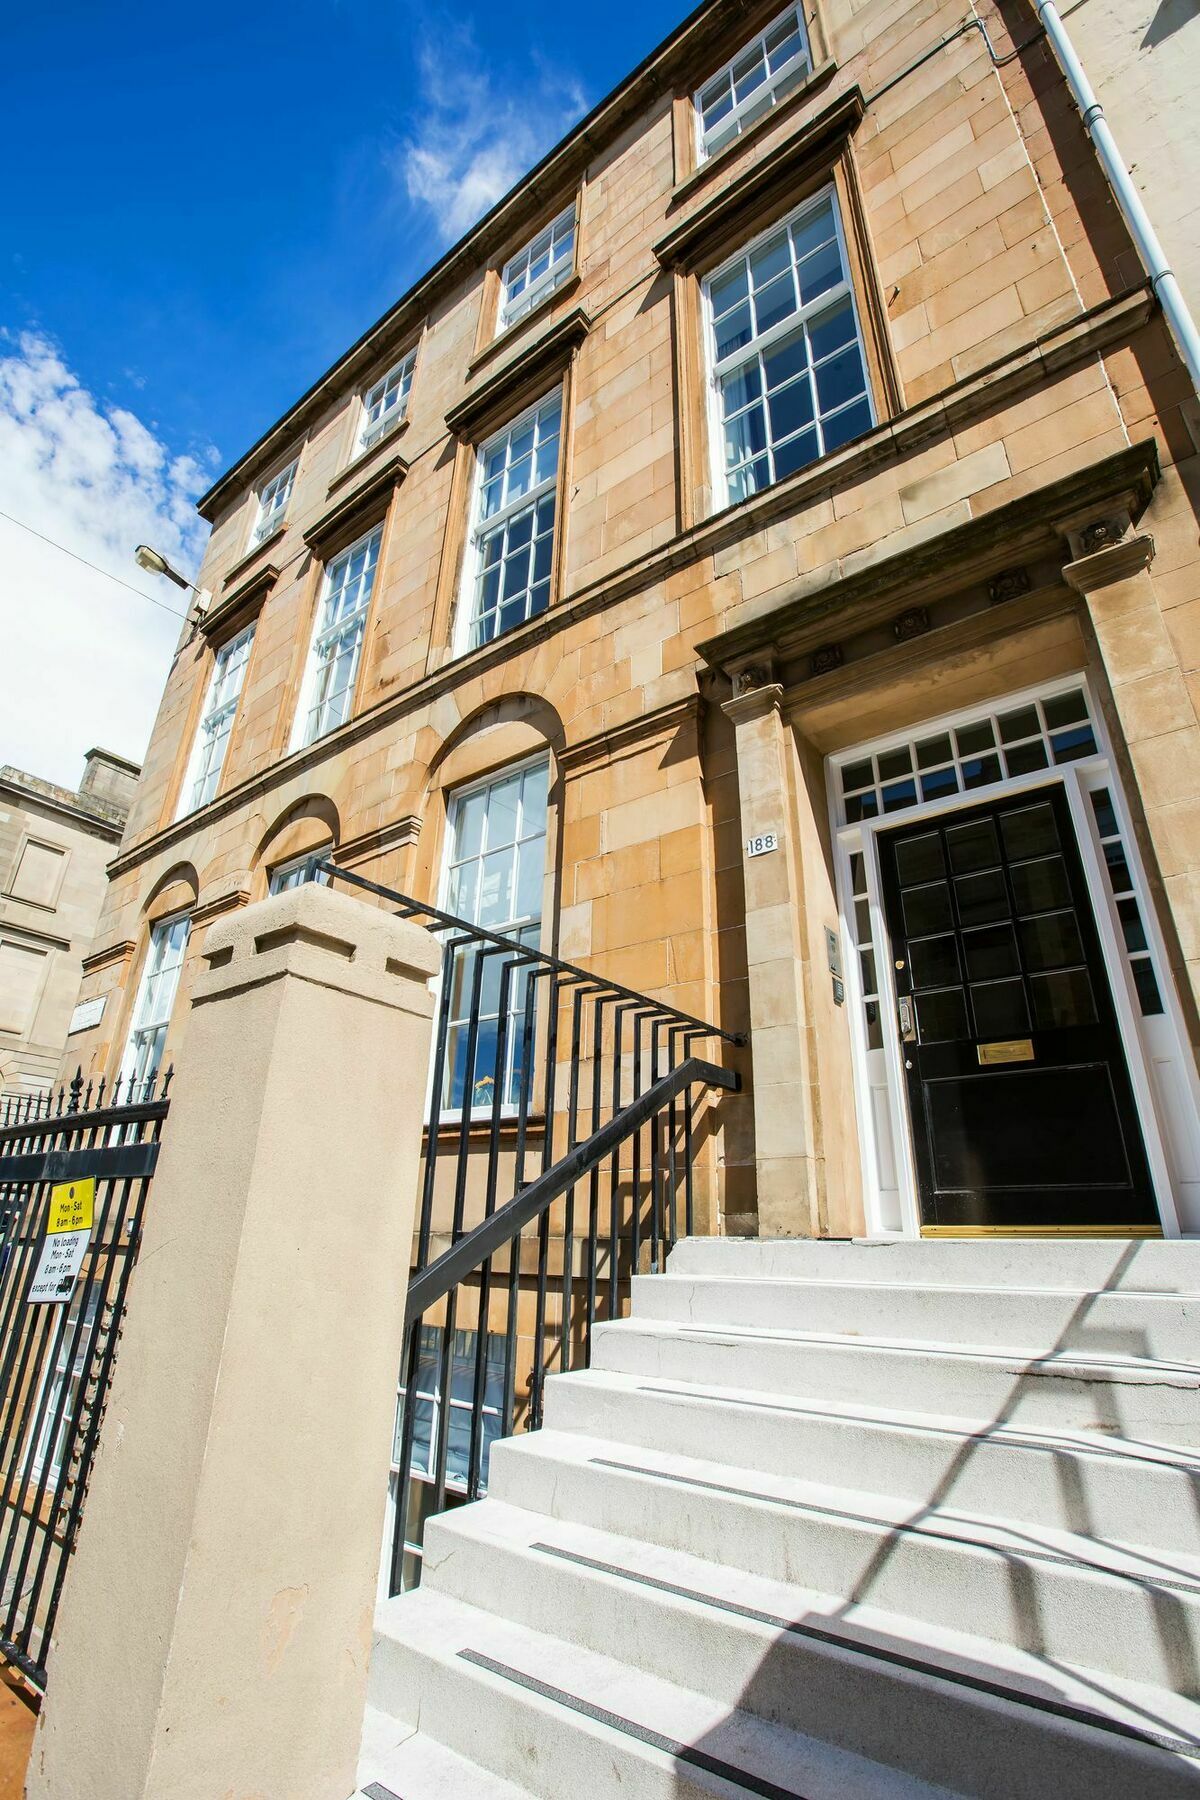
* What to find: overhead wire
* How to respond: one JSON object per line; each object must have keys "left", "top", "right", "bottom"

{"left": 0, "top": 508, "right": 191, "bottom": 621}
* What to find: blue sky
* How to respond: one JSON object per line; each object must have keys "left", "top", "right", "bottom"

{"left": 3, "top": 0, "right": 682, "bottom": 474}
{"left": 0, "top": 0, "right": 685, "bottom": 784}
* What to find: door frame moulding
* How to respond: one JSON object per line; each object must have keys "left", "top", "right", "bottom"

{"left": 826, "top": 671, "right": 1198, "bottom": 1242}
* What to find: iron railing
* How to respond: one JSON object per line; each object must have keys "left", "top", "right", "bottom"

{"left": 321, "top": 865, "right": 741, "bottom": 1595}
{"left": 0, "top": 1068, "right": 171, "bottom": 1686}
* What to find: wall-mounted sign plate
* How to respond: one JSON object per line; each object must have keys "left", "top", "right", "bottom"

{"left": 746, "top": 832, "right": 779, "bottom": 858}
{"left": 68, "top": 995, "right": 106, "bottom": 1035}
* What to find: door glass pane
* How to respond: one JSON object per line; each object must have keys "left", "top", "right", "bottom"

{"left": 901, "top": 882, "right": 953, "bottom": 937}
{"left": 946, "top": 819, "right": 1000, "bottom": 874}
{"left": 1000, "top": 803, "right": 1059, "bottom": 861}
{"left": 1004, "top": 740, "right": 1049, "bottom": 777}
{"left": 895, "top": 833, "right": 944, "bottom": 885}
{"left": 972, "top": 979, "right": 1030, "bottom": 1037}
{"left": 963, "top": 923, "right": 1020, "bottom": 981}
{"left": 916, "top": 988, "right": 968, "bottom": 1042}
{"left": 954, "top": 870, "right": 1009, "bottom": 926}
{"left": 1010, "top": 856, "right": 1071, "bottom": 914}
{"left": 1019, "top": 911, "right": 1084, "bottom": 972}
{"left": 1030, "top": 968, "right": 1097, "bottom": 1029}
{"left": 910, "top": 934, "right": 960, "bottom": 989}
{"left": 998, "top": 705, "right": 1039, "bottom": 744}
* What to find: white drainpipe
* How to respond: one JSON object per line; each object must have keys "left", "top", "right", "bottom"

{"left": 1036, "top": 0, "right": 1200, "bottom": 397}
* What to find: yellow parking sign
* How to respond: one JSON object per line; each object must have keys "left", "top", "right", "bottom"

{"left": 47, "top": 1179, "right": 94, "bottom": 1235}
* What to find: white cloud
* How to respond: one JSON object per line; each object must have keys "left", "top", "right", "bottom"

{"left": 0, "top": 331, "right": 213, "bottom": 791}
{"left": 397, "top": 27, "right": 588, "bottom": 242}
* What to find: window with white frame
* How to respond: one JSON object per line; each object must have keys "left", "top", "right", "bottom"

{"left": 465, "top": 394, "right": 561, "bottom": 650}
{"left": 696, "top": 6, "right": 812, "bottom": 159}
{"left": 498, "top": 207, "right": 576, "bottom": 333}
{"left": 441, "top": 759, "right": 549, "bottom": 1112}
{"left": 268, "top": 853, "right": 332, "bottom": 895}
{"left": 359, "top": 350, "right": 416, "bottom": 453}
{"left": 178, "top": 624, "right": 255, "bottom": 817}
{"left": 28, "top": 1289, "right": 99, "bottom": 1489}
{"left": 705, "top": 187, "right": 873, "bottom": 505}
{"left": 251, "top": 457, "right": 297, "bottom": 545}
{"left": 394, "top": 1323, "right": 506, "bottom": 1587}
{"left": 295, "top": 524, "right": 382, "bottom": 747}
{"left": 121, "top": 914, "right": 190, "bottom": 1094}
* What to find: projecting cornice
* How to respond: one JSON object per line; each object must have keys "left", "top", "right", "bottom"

{"left": 446, "top": 308, "right": 592, "bottom": 442}
{"left": 303, "top": 453, "right": 408, "bottom": 560}
{"left": 694, "top": 439, "right": 1162, "bottom": 672}
{"left": 654, "top": 86, "right": 866, "bottom": 273}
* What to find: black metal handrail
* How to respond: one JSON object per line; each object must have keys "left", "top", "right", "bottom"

{"left": 320, "top": 863, "right": 741, "bottom": 1594}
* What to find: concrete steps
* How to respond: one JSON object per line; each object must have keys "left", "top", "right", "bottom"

{"left": 357, "top": 1237, "right": 1200, "bottom": 1798}
{"left": 542, "top": 1367, "right": 1200, "bottom": 1552}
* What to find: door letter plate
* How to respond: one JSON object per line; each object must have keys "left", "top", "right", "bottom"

{"left": 977, "top": 1039, "right": 1034, "bottom": 1065}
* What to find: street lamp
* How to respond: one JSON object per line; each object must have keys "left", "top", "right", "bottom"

{"left": 134, "top": 544, "right": 194, "bottom": 591}
{"left": 134, "top": 545, "right": 210, "bottom": 627}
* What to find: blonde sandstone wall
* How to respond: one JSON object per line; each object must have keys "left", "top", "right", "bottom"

{"left": 63, "top": 0, "right": 1200, "bottom": 1234}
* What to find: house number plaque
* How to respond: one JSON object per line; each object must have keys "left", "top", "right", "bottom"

{"left": 746, "top": 832, "right": 779, "bottom": 857}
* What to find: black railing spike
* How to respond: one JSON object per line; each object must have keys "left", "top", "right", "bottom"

{"left": 68, "top": 1068, "right": 84, "bottom": 1114}
{"left": 82, "top": 1078, "right": 94, "bottom": 1111}
{"left": 160, "top": 1066, "right": 175, "bottom": 1098}
{"left": 55, "top": 1084, "right": 65, "bottom": 1117}
{"left": 95, "top": 1073, "right": 107, "bottom": 1110}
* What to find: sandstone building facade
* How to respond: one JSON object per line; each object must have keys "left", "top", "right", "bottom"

{"left": 0, "top": 751, "right": 139, "bottom": 1104}
{"left": 63, "top": 0, "right": 1200, "bottom": 1253}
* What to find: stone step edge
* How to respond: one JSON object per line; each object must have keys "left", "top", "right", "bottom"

{"left": 409, "top": 1499, "right": 1200, "bottom": 1764}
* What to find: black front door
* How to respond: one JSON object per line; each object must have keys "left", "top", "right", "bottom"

{"left": 877, "top": 785, "right": 1159, "bottom": 1231}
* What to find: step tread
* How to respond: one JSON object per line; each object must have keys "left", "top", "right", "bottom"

{"left": 490, "top": 1424, "right": 1200, "bottom": 1591}
{"left": 355, "top": 1711, "right": 534, "bottom": 1800}
{"left": 637, "top": 1273, "right": 1200, "bottom": 1300}
{"left": 384, "top": 1584, "right": 966, "bottom": 1800}
{"left": 549, "top": 1365, "right": 1200, "bottom": 1469}
{"left": 596, "top": 1314, "right": 1200, "bottom": 1381}
{"left": 409, "top": 1495, "right": 1200, "bottom": 1756}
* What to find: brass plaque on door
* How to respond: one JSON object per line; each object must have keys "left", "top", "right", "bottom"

{"left": 977, "top": 1039, "right": 1035, "bottom": 1066}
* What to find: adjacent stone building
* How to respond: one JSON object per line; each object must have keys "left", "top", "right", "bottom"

{"left": 0, "top": 751, "right": 139, "bottom": 1102}
{"left": 62, "top": 0, "right": 1200, "bottom": 1250}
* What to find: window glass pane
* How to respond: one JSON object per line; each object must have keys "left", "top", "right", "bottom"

{"left": 910, "top": 934, "right": 960, "bottom": 989}
{"left": 895, "top": 833, "right": 944, "bottom": 886}
{"left": 1030, "top": 968, "right": 1097, "bottom": 1029}
{"left": 901, "top": 882, "right": 953, "bottom": 938}
{"left": 972, "top": 979, "right": 1029, "bottom": 1037}
{"left": 1004, "top": 740, "right": 1049, "bottom": 777}
{"left": 998, "top": 705, "right": 1039, "bottom": 744}
{"left": 1042, "top": 689, "right": 1088, "bottom": 729}
{"left": 946, "top": 820, "right": 1000, "bottom": 875}
{"left": 1010, "top": 856, "right": 1071, "bottom": 914}
{"left": 1132, "top": 959, "right": 1164, "bottom": 1016}
{"left": 999, "top": 804, "right": 1058, "bottom": 861}
{"left": 963, "top": 923, "right": 1020, "bottom": 981}
{"left": 916, "top": 988, "right": 968, "bottom": 1042}
{"left": 697, "top": 7, "right": 811, "bottom": 155}
{"left": 1018, "top": 910, "right": 1084, "bottom": 972}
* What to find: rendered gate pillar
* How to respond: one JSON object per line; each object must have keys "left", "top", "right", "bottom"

{"left": 26, "top": 882, "right": 440, "bottom": 1800}
{"left": 723, "top": 671, "right": 824, "bottom": 1237}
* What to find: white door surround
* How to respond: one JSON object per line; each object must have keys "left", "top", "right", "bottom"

{"left": 828, "top": 673, "right": 1200, "bottom": 1240}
